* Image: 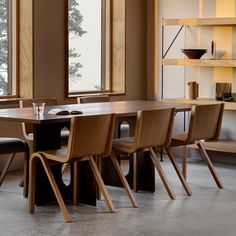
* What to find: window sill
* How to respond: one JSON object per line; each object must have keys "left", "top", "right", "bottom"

{"left": 67, "top": 91, "right": 126, "bottom": 99}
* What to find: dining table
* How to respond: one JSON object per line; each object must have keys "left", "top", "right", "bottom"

{"left": 0, "top": 100, "right": 191, "bottom": 206}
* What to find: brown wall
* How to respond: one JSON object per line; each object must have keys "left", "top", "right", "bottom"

{"left": 33, "top": 0, "right": 147, "bottom": 103}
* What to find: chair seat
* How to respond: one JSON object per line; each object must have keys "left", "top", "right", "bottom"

{"left": 170, "top": 132, "right": 189, "bottom": 147}
{"left": 0, "top": 137, "right": 29, "bottom": 155}
{"left": 112, "top": 137, "right": 136, "bottom": 154}
{"left": 38, "top": 148, "right": 68, "bottom": 163}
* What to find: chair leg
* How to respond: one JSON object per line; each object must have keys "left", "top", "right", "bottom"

{"left": 110, "top": 153, "right": 138, "bottom": 208}
{"left": 88, "top": 156, "right": 116, "bottom": 213}
{"left": 41, "top": 158, "right": 72, "bottom": 222}
{"left": 165, "top": 147, "right": 192, "bottom": 196}
{"left": 29, "top": 154, "right": 72, "bottom": 223}
{"left": 23, "top": 151, "right": 29, "bottom": 198}
{"left": 149, "top": 148, "right": 176, "bottom": 199}
{"left": 29, "top": 156, "right": 36, "bottom": 214}
{"left": 197, "top": 141, "right": 223, "bottom": 189}
{"left": 94, "top": 156, "right": 102, "bottom": 200}
{"left": 0, "top": 153, "right": 15, "bottom": 186}
{"left": 182, "top": 146, "right": 187, "bottom": 179}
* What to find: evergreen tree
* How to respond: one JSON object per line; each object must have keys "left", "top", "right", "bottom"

{"left": 0, "top": 0, "right": 8, "bottom": 95}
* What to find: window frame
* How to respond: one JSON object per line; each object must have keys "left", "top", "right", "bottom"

{"left": 66, "top": 0, "right": 126, "bottom": 98}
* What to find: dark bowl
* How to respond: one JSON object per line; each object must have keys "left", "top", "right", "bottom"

{"left": 181, "top": 49, "right": 207, "bottom": 59}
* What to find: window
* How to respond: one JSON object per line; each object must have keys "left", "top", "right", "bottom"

{"left": 0, "top": 0, "right": 17, "bottom": 97}
{"left": 67, "top": 0, "right": 125, "bottom": 96}
{"left": 68, "top": 0, "right": 106, "bottom": 94}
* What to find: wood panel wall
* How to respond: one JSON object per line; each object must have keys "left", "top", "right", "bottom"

{"left": 19, "top": 0, "right": 33, "bottom": 98}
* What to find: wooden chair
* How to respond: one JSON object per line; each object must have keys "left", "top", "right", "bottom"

{"left": 77, "top": 95, "right": 110, "bottom": 104}
{"left": 168, "top": 103, "right": 224, "bottom": 188}
{"left": 78, "top": 95, "right": 130, "bottom": 138}
{"left": 19, "top": 98, "right": 69, "bottom": 153}
{"left": 111, "top": 108, "right": 192, "bottom": 200}
{"left": 0, "top": 137, "right": 29, "bottom": 197}
{"left": 28, "top": 114, "right": 137, "bottom": 223}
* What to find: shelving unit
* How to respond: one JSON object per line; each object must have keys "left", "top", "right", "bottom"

{"left": 161, "top": 17, "right": 236, "bottom": 99}
{"left": 160, "top": 2, "right": 236, "bottom": 155}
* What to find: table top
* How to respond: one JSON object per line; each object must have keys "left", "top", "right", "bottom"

{"left": 0, "top": 100, "right": 191, "bottom": 124}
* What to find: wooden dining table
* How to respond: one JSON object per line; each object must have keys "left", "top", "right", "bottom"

{"left": 0, "top": 100, "right": 191, "bottom": 206}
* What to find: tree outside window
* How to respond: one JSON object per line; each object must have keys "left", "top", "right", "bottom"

{"left": 68, "top": 0, "right": 104, "bottom": 94}
{"left": 0, "top": 0, "right": 9, "bottom": 96}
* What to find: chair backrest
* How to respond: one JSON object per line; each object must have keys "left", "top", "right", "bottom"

{"left": 77, "top": 95, "right": 110, "bottom": 104}
{"left": 187, "top": 103, "right": 224, "bottom": 143}
{"left": 65, "top": 113, "right": 115, "bottom": 161}
{"left": 19, "top": 98, "right": 58, "bottom": 138}
{"left": 133, "top": 108, "right": 176, "bottom": 150}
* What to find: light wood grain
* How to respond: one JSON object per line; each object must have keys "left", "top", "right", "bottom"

{"left": 111, "top": 0, "right": 125, "bottom": 94}
{"left": 162, "top": 59, "right": 236, "bottom": 67}
{"left": 213, "top": 0, "right": 234, "bottom": 89}
{"left": 19, "top": 0, "right": 33, "bottom": 98}
{"left": 163, "top": 17, "right": 236, "bottom": 26}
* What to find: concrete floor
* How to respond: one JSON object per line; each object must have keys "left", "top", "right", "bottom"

{"left": 0, "top": 157, "right": 236, "bottom": 236}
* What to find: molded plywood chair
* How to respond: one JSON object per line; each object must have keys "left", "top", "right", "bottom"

{"left": 168, "top": 103, "right": 224, "bottom": 188}
{"left": 19, "top": 98, "right": 69, "bottom": 153}
{"left": 78, "top": 95, "right": 130, "bottom": 138}
{"left": 111, "top": 108, "right": 192, "bottom": 200}
{"left": 77, "top": 95, "right": 110, "bottom": 104}
{"left": 0, "top": 137, "right": 29, "bottom": 197}
{"left": 28, "top": 114, "right": 137, "bottom": 223}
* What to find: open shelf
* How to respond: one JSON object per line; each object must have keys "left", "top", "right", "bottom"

{"left": 162, "top": 98, "right": 236, "bottom": 110}
{"left": 162, "top": 17, "right": 236, "bottom": 26}
{"left": 162, "top": 59, "right": 236, "bottom": 67}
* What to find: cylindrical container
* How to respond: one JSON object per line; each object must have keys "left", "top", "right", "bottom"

{"left": 186, "top": 82, "right": 198, "bottom": 100}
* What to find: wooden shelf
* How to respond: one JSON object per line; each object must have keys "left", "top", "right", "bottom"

{"left": 163, "top": 17, "right": 236, "bottom": 26}
{"left": 162, "top": 59, "right": 236, "bottom": 67}
{"left": 162, "top": 98, "right": 236, "bottom": 111}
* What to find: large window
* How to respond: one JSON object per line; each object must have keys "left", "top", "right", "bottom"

{"left": 68, "top": 0, "right": 107, "bottom": 94}
{"left": 67, "top": 0, "right": 125, "bottom": 96}
{"left": 0, "top": 0, "right": 16, "bottom": 97}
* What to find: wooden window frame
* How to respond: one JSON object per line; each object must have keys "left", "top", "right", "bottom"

{"left": 66, "top": 0, "right": 126, "bottom": 97}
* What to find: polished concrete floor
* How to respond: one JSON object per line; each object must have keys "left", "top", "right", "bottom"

{"left": 0, "top": 156, "right": 236, "bottom": 236}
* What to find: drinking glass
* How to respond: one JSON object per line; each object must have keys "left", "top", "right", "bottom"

{"left": 32, "top": 102, "right": 45, "bottom": 115}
